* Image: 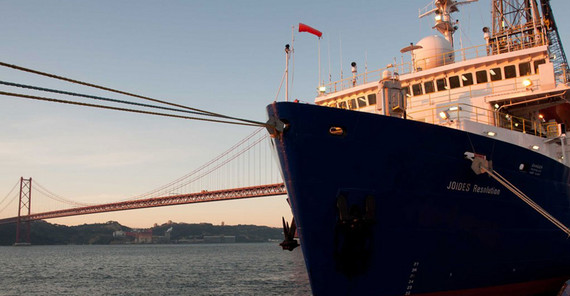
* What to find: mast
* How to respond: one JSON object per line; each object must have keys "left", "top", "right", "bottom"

{"left": 418, "top": 0, "right": 478, "bottom": 48}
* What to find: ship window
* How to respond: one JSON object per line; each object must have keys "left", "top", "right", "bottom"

{"left": 476, "top": 70, "right": 488, "bottom": 83}
{"left": 348, "top": 98, "right": 357, "bottom": 109}
{"left": 367, "top": 93, "right": 377, "bottom": 105}
{"left": 424, "top": 81, "right": 435, "bottom": 94}
{"left": 449, "top": 76, "right": 461, "bottom": 89}
{"left": 504, "top": 65, "right": 516, "bottom": 79}
{"left": 436, "top": 78, "right": 447, "bottom": 91}
{"left": 461, "top": 73, "right": 474, "bottom": 86}
{"left": 534, "top": 59, "right": 546, "bottom": 74}
{"left": 338, "top": 101, "right": 347, "bottom": 109}
{"left": 412, "top": 83, "right": 423, "bottom": 96}
{"left": 357, "top": 96, "right": 367, "bottom": 108}
{"left": 519, "top": 62, "right": 531, "bottom": 76}
{"left": 490, "top": 67, "right": 502, "bottom": 81}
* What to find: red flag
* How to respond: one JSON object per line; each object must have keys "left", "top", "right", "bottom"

{"left": 298, "top": 23, "right": 322, "bottom": 38}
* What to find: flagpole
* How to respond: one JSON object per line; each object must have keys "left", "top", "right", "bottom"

{"left": 285, "top": 44, "right": 289, "bottom": 102}
{"left": 340, "top": 33, "right": 343, "bottom": 80}
{"left": 285, "top": 26, "right": 294, "bottom": 102}
{"left": 318, "top": 37, "right": 321, "bottom": 88}
{"left": 297, "top": 23, "right": 323, "bottom": 92}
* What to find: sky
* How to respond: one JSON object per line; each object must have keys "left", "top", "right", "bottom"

{"left": 0, "top": 0, "right": 569, "bottom": 228}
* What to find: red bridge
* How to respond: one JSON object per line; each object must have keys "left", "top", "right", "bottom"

{"left": 0, "top": 128, "right": 289, "bottom": 244}
{"left": 0, "top": 183, "right": 286, "bottom": 225}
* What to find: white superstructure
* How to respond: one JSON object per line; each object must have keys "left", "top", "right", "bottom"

{"left": 314, "top": 0, "right": 570, "bottom": 164}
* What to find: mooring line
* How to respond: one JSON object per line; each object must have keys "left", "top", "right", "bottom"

{"left": 0, "top": 90, "right": 262, "bottom": 127}
{"left": 0, "top": 61, "right": 266, "bottom": 126}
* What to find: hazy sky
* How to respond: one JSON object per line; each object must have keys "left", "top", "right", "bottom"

{"left": 0, "top": 0, "right": 568, "bottom": 228}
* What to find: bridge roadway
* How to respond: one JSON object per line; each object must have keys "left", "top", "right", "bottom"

{"left": 0, "top": 183, "right": 286, "bottom": 224}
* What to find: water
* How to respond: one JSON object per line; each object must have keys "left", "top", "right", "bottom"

{"left": 0, "top": 243, "right": 311, "bottom": 296}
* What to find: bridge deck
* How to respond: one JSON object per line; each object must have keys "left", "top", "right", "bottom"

{"left": 0, "top": 183, "right": 286, "bottom": 224}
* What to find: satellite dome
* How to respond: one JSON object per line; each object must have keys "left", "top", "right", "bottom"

{"left": 413, "top": 35, "right": 455, "bottom": 70}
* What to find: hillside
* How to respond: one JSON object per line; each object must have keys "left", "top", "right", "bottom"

{"left": 0, "top": 220, "right": 283, "bottom": 246}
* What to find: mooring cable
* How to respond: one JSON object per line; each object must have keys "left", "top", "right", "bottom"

{"left": 0, "top": 80, "right": 220, "bottom": 118}
{"left": 0, "top": 90, "right": 262, "bottom": 127}
{"left": 0, "top": 61, "right": 266, "bottom": 126}
{"left": 482, "top": 166, "right": 570, "bottom": 236}
{"left": 470, "top": 154, "right": 570, "bottom": 236}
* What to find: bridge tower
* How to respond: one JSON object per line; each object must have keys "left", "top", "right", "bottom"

{"left": 15, "top": 177, "right": 32, "bottom": 245}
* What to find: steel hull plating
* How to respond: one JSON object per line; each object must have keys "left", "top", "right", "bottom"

{"left": 268, "top": 102, "right": 570, "bottom": 296}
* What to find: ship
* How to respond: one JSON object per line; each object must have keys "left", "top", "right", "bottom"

{"left": 267, "top": 0, "right": 570, "bottom": 295}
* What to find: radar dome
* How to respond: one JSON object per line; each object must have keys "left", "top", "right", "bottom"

{"left": 413, "top": 35, "right": 454, "bottom": 70}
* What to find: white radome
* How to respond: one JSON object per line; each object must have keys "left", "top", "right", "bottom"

{"left": 414, "top": 35, "right": 455, "bottom": 70}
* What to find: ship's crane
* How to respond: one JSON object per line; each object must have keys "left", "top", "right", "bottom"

{"left": 539, "top": 0, "right": 569, "bottom": 83}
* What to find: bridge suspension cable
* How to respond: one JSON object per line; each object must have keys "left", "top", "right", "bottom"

{"left": 0, "top": 180, "right": 20, "bottom": 215}
{"left": 33, "top": 180, "right": 93, "bottom": 207}
{"left": 124, "top": 126, "right": 279, "bottom": 202}
{"left": 130, "top": 127, "right": 268, "bottom": 200}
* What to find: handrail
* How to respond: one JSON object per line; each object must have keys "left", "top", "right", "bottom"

{"left": 405, "top": 76, "right": 541, "bottom": 110}
{"left": 406, "top": 102, "right": 558, "bottom": 138}
{"left": 321, "top": 31, "right": 547, "bottom": 95}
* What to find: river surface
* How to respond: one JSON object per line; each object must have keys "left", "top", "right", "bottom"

{"left": 0, "top": 243, "right": 311, "bottom": 295}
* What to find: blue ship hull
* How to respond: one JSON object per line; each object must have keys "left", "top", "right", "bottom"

{"left": 267, "top": 102, "right": 570, "bottom": 296}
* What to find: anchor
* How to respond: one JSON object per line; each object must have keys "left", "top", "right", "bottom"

{"left": 280, "top": 216, "right": 299, "bottom": 251}
{"left": 335, "top": 193, "right": 376, "bottom": 276}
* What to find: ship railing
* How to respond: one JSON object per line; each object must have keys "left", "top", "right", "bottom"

{"left": 488, "top": 22, "right": 547, "bottom": 55}
{"left": 321, "top": 31, "right": 547, "bottom": 95}
{"left": 321, "top": 44, "right": 489, "bottom": 94}
{"left": 406, "top": 76, "right": 541, "bottom": 110}
{"left": 407, "top": 102, "right": 558, "bottom": 138}
{"left": 413, "top": 44, "right": 490, "bottom": 72}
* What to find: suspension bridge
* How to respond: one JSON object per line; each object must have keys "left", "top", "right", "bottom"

{"left": 0, "top": 127, "right": 287, "bottom": 244}
{"left": 0, "top": 61, "right": 289, "bottom": 245}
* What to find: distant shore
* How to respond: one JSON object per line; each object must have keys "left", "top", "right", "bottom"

{"left": 0, "top": 220, "right": 283, "bottom": 246}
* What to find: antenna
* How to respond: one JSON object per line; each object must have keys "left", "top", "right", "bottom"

{"left": 339, "top": 33, "right": 343, "bottom": 80}
{"left": 418, "top": 0, "right": 478, "bottom": 48}
{"left": 328, "top": 38, "right": 331, "bottom": 83}
{"left": 365, "top": 50, "right": 368, "bottom": 73}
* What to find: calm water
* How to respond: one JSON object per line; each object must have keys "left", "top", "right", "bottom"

{"left": 0, "top": 243, "right": 311, "bottom": 296}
